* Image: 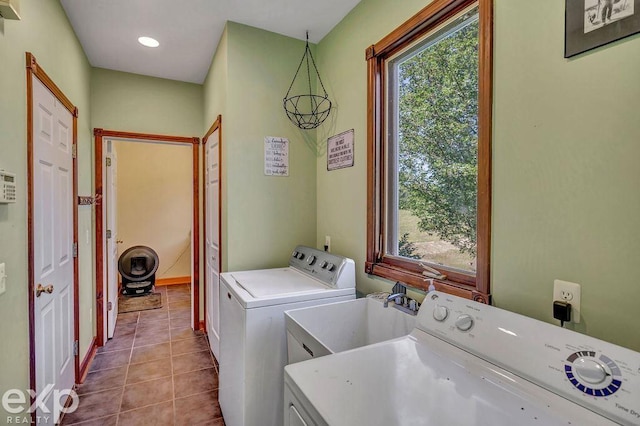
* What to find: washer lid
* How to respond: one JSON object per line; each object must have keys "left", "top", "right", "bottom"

{"left": 284, "top": 331, "right": 617, "bottom": 426}
{"left": 230, "top": 268, "right": 328, "bottom": 298}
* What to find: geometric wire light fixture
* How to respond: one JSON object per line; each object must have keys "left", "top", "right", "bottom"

{"left": 283, "top": 32, "right": 333, "bottom": 130}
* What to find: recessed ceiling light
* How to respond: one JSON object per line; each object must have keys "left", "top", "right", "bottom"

{"left": 138, "top": 36, "right": 159, "bottom": 48}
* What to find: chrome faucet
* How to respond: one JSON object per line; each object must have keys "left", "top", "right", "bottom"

{"left": 383, "top": 282, "right": 420, "bottom": 315}
{"left": 383, "top": 293, "right": 406, "bottom": 308}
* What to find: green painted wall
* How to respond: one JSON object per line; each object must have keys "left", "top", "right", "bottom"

{"left": 204, "top": 22, "right": 318, "bottom": 272}
{"left": 0, "top": 0, "right": 93, "bottom": 416}
{"left": 203, "top": 27, "right": 228, "bottom": 134}
{"left": 491, "top": 0, "right": 640, "bottom": 350}
{"left": 91, "top": 68, "right": 203, "bottom": 135}
{"left": 314, "top": 0, "right": 640, "bottom": 350}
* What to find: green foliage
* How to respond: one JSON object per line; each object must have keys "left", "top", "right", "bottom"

{"left": 398, "top": 232, "right": 420, "bottom": 259}
{"left": 397, "top": 18, "right": 479, "bottom": 257}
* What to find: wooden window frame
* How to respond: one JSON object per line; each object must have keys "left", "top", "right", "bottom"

{"left": 365, "top": 0, "right": 492, "bottom": 304}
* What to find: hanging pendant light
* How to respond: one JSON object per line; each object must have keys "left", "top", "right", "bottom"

{"left": 283, "top": 32, "right": 333, "bottom": 130}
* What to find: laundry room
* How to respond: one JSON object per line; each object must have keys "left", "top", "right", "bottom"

{"left": 0, "top": 0, "right": 639, "bottom": 425}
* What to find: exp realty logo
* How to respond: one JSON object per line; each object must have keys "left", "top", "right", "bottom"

{"left": 2, "top": 385, "right": 79, "bottom": 424}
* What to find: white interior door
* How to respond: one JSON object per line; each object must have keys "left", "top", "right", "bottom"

{"left": 32, "top": 74, "right": 75, "bottom": 423}
{"left": 206, "top": 129, "right": 221, "bottom": 360}
{"left": 106, "top": 141, "right": 119, "bottom": 338}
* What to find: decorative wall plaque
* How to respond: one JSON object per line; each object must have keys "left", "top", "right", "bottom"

{"left": 327, "top": 129, "right": 354, "bottom": 171}
{"left": 264, "top": 137, "right": 289, "bottom": 176}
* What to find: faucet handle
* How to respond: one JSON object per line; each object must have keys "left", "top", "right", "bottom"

{"left": 409, "top": 299, "right": 419, "bottom": 312}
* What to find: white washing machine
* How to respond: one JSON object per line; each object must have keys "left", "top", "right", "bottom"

{"left": 219, "top": 245, "right": 356, "bottom": 426}
{"left": 284, "top": 291, "right": 640, "bottom": 426}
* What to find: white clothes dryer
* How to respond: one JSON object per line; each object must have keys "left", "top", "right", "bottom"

{"left": 219, "top": 246, "right": 356, "bottom": 426}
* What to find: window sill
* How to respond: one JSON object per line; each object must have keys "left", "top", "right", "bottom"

{"left": 365, "top": 261, "right": 490, "bottom": 304}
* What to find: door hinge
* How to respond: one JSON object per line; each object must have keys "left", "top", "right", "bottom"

{"left": 106, "top": 229, "right": 112, "bottom": 239}
{"left": 72, "top": 144, "right": 77, "bottom": 159}
{"left": 106, "top": 157, "right": 112, "bottom": 167}
{"left": 73, "top": 340, "right": 79, "bottom": 357}
{"left": 72, "top": 242, "right": 78, "bottom": 258}
{"left": 107, "top": 301, "right": 113, "bottom": 311}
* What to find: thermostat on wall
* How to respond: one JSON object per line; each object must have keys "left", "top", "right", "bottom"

{"left": 0, "top": 170, "right": 16, "bottom": 203}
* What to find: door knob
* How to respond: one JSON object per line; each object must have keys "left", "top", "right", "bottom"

{"left": 36, "top": 284, "right": 54, "bottom": 297}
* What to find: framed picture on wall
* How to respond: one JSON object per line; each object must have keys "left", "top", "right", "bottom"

{"left": 565, "top": 0, "right": 640, "bottom": 57}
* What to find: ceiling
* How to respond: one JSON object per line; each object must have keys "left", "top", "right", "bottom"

{"left": 60, "top": 0, "right": 361, "bottom": 84}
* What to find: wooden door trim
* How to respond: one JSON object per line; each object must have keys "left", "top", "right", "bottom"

{"left": 78, "top": 337, "right": 97, "bottom": 383}
{"left": 202, "top": 115, "right": 222, "bottom": 335}
{"left": 26, "top": 52, "right": 80, "bottom": 402}
{"left": 93, "top": 129, "right": 201, "bottom": 344}
{"left": 192, "top": 135, "right": 200, "bottom": 331}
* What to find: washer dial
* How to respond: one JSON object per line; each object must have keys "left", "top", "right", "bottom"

{"left": 455, "top": 314, "right": 474, "bottom": 331}
{"left": 432, "top": 305, "right": 449, "bottom": 322}
{"left": 564, "top": 351, "right": 622, "bottom": 397}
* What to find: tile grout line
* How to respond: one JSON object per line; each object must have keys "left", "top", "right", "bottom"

{"left": 77, "top": 368, "right": 175, "bottom": 398}
{"left": 169, "top": 290, "right": 178, "bottom": 426}
{"left": 113, "top": 395, "right": 174, "bottom": 417}
{"left": 64, "top": 413, "right": 119, "bottom": 426}
{"left": 169, "top": 284, "right": 193, "bottom": 425}
{"left": 115, "top": 311, "right": 139, "bottom": 426}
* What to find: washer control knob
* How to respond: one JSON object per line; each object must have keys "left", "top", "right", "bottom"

{"left": 307, "top": 255, "right": 316, "bottom": 265}
{"left": 326, "top": 263, "right": 335, "bottom": 271}
{"left": 432, "top": 305, "right": 449, "bottom": 322}
{"left": 297, "top": 252, "right": 305, "bottom": 260}
{"left": 292, "top": 251, "right": 299, "bottom": 258}
{"left": 455, "top": 314, "right": 474, "bottom": 331}
{"left": 320, "top": 261, "right": 328, "bottom": 268}
{"left": 574, "top": 358, "right": 608, "bottom": 385}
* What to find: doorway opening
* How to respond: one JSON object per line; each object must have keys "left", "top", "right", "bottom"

{"left": 93, "top": 129, "right": 200, "bottom": 347}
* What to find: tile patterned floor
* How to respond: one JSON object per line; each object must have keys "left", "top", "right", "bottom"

{"left": 60, "top": 285, "right": 225, "bottom": 426}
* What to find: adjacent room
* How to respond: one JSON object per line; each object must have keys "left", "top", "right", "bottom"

{"left": 0, "top": 0, "right": 639, "bottom": 425}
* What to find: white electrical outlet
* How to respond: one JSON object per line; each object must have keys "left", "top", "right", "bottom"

{"left": 553, "top": 279, "right": 581, "bottom": 323}
{"left": 0, "top": 263, "right": 6, "bottom": 295}
{"left": 325, "top": 235, "right": 331, "bottom": 252}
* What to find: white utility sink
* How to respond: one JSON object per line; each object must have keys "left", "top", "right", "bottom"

{"left": 285, "top": 297, "right": 417, "bottom": 364}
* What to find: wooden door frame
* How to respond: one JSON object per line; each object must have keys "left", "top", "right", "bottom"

{"left": 93, "top": 129, "right": 201, "bottom": 345}
{"left": 202, "top": 115, "right": 222, "bottom": 333}
{"left": 26, "top": 52, "right": 80, "bottom": 397}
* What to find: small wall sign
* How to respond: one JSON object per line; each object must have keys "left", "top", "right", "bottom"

{"left": 264, "top": 137, "right": 289, "bottom": 176}
{"left": 327, "top": 129, "right": 354, "bottom": 171}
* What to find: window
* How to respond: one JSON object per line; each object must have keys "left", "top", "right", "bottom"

{"left": 366, "top": 0, "right": 492, "bottom": 303}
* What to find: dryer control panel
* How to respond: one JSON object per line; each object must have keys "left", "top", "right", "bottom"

{"left": 289, "top": 246, "right": 355, "bottom": 289}
{"left": 418, "top": 292, "right": 640, "bottom": 426}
